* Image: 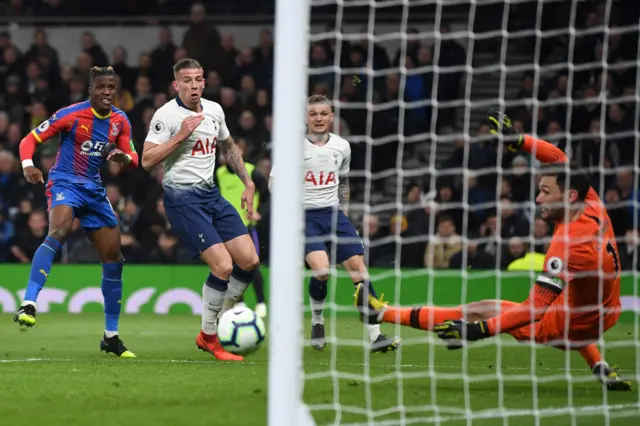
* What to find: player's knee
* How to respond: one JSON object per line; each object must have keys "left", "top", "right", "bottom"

{"left": 212, "top": 262, "right": 234, "bottom": 280}
{"left": 312, "top": 269, "right": 330, "bottom": 281}
{"left": 102, "top": 251, "right": 124, "bottom": 264}
{"left": 237, "top": 254, "right": 260, "bottom": 272}
{"left": 48, "top": 226, "right": 72, "bottom": 242}
{"left": 464, "top": 300, "right": 502, "bottom": 321}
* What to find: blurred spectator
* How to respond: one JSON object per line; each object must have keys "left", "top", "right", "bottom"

{"left": 148, "top": 231, "right": 190, "bottom": 264}
{"left": 425, "top": 215, "right": 462, "bottom": 269}
{"left": 499, "top": 197, "right": 530, "bottom": 238}
{"left": 81, "top": 32, "right": 108, "bottom": 68}
{"left": 182, "top": 3, "right": 221, "bottom": 72}
{"left": 448, "top": 238, "right": 496, "bottom": 270}
{"left": 619, "top": 229, "right": 639, "bottom": 271}
{"left": 10, "top": 210, "right": 48, "bottom": 263}
{"left": 150, "top": 26, "right": 177, "bottom": 93}
{"left": 531, "top": 217, "right": 550, "bottom": 253}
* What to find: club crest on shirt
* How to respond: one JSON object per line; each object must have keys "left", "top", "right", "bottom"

{"left": 111, "top": 122, "right": 121, "bottom": 137}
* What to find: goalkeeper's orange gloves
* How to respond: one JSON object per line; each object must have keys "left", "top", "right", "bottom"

{"left": 488, "top": 110, "right": 524, "bottom": 152}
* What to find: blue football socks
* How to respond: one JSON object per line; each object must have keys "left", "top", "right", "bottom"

{"left": 23, "top": 236, "right": 62, "bottom": 304}
{"left": 102, "top": 262, "right": 124, "bottom": 336}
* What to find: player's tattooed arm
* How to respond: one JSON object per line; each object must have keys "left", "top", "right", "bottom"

{"left": 218, "top": 136, "right": 253, "bottom": 187}
{"left": 338, "top": 177, "right": 350, "bottom": 215}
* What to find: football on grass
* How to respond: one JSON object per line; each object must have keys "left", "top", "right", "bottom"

{"left": 218, "top": 306, "right": 266, "bottom": 355}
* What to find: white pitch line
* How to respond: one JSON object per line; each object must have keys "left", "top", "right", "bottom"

{"left": 0, "top": 358, "right": 629, "bottom": 373}
{"left": 343, "top": 403, "right": 640, "bottom": 426}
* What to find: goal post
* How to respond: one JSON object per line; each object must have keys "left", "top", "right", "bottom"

{"left": 269, "top": 0, "right": 640, "bottom": 424}
{"left": 268, "top": 0, "right": 314, "bottom": 425}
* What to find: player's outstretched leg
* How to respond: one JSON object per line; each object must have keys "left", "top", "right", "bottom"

{"left": 342, "top": 256, "right": 400, "bottom": 353}
{"left": 15, "top": 205, "right": 73, "bottom": 328}
{"left": 14, "top": 236, "right": 62, "bottom": 327}
{"left": 355, "top": 291, "right": 510, "bottom": 333}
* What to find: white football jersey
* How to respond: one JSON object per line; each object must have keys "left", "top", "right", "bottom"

{"left": 271, "top": 133, "right": 351, "bottom": 210}
{"left": 145, "top": 97, "right": 230, "bottom": 193}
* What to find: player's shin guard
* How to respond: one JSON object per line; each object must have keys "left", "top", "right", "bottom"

{"left": 202, "top": 273, "right": 229, "bottom": 335}
{"left": 23, "top": 236, "right": 62, "bottom": 304}
{"left": 102, "top": 261, "right": 124, "bottom": 337}
{"left": 309, "top": 277, "right": 327, "bottom": 325}
{"left": 222, "top": 265, "right": 253, "bottom": 313}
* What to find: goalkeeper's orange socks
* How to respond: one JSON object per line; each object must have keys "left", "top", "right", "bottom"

{"left": 579, "top": 344, "right": 603, "bottom": 369}
{"left": 382, "top": 306, "right": 463, "bottom": 331}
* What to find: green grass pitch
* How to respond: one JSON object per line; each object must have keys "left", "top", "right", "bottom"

{"left": 0, "top": 313, "right": 638, "bottom": 426}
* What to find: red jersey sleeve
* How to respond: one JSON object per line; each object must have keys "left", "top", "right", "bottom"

{"left": 19, "top": 110, "right": 73, "bottom": 166}
{"left": 115, "top": 115, "right": 139, "bottom": 168}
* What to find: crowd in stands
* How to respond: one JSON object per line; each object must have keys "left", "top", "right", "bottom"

{"left": 0, "top": 1, "right": 638, "bottom": 271}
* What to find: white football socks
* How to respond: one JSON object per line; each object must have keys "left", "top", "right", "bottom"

{"left": 310, "top": 297, "right": 325, "bottom": 326}
{"left": 220, "top": 276, "right": 250, "bottom": 316}
{"left": 202, "top": 283, "right": 226, "bottom": 335}
{"left": 367, "top": 324, "right": 381, "bottom": 343}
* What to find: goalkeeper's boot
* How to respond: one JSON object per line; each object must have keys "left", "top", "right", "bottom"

{"left": 593, "top": 363, "right": 632, "bottom": 391}
{"left": 100, "top": 334, "right": 136, "bottom": 358}
{"left": 196, "top": 331, "right": 243, "bottom": 361}
{"left": 354, "top": 283, "right": 387, "bottom": 324}
{"left": 310, "top": 323, "right": 326, "bottom": 351}
{"left": 14, "top": 304, "right": 36, "bottom": 328}
{"left": 370, "top": 334, "right": 401, "bottom": 354}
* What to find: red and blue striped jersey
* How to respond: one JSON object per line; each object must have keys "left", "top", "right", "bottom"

{"left": 30, "top": 101, "right": 135, "bottom": 184}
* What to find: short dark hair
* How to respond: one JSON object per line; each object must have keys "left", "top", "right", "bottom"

{"left": 538, "top": 162, "right": 591, "bottom": 201}
{"left": 173, "top": 58, "right": 202, "bottom": 76}
{"left": 89, "top": 66, "right": 115, "bottom": 85}
{"left": 437, "top": 214, "right": 454, "bottom": 226}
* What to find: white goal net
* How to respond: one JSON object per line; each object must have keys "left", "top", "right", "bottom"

{"left": 271, "top": 0, "right": 640, "bottom": 425}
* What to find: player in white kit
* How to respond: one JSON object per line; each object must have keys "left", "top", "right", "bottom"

{"left": 141, "top": 58, "right": 259, "bottom": 361}
{"left": 271, "top": 95, "right": 400, "bottom": 353}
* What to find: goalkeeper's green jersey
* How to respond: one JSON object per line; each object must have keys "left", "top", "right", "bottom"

{"left": 216, "top": 163, "right": 259, "bottom": 227}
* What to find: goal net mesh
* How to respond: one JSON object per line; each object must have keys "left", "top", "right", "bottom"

{"left": 301, "top": 0, "right": 640, "bottom": 424}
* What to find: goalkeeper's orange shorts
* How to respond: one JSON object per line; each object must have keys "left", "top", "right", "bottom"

{"left": 501, "top": 300, "right": 621, "bottom": 349}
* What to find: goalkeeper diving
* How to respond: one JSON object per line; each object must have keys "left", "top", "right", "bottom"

{"left": 355, "top": 111, "right": 631, "bottom": 390}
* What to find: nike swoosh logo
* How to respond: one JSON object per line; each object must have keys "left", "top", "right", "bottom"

{"left": 304, "top": 157, "right": 312, "bottom": 160}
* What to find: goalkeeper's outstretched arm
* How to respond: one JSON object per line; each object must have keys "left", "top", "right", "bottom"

{"left": 521, "top": 135, "right": 569, "bottom": 164}
{"left": 488, "top": 110, "right": 569, "bottom": 164}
